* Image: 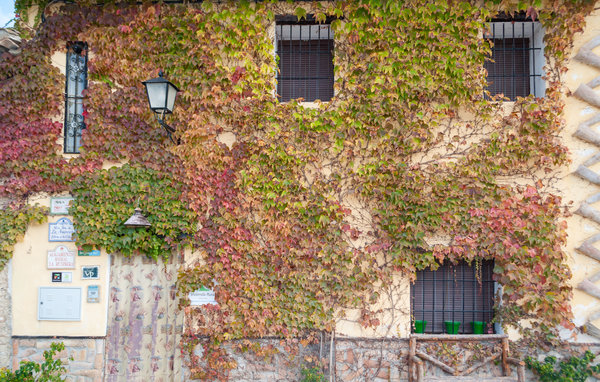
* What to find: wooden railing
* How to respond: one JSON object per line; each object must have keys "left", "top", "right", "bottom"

{"left": 408, "top": 334, "right": 525, "bottom": 382}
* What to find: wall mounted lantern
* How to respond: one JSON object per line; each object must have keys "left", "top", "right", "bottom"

{"left": 142, "top": 70, "right": 180, "bottom": 144}
{"left": 123, "top": 207, "right": 152, "bottom": 228}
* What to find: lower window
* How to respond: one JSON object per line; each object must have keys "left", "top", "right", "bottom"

{"left": 411, "top": 259, "right": 495, "bottom": 334}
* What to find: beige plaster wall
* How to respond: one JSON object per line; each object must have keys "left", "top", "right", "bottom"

{"left": 13, "top": 2, "right": 600, "bottom": 343}
{"left": 558, "top": 6, "right": 600, "bottom": 342}
{"left": 335, "top": 276, "right": 412, "bottom": 338}
{"left": 11, "top": 195, "right": 109, "bottom": 337}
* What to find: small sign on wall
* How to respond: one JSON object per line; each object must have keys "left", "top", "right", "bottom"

{"left": 48, "top": 218, "right": 75, "bottom": 242}
{"left": 189, "top": 287, "right": 217, "bottom": 306}
{"left": 78, "top": 249, "right": 100, "bottom": 257}
{"left": 47, "top": 246, "right": 76, "bottom": 269}
{"left": 87, "top": 285, "right": 100, "bottom": 303}
{"left": 50, "top": 197, "right": 74, "bottom": 215}
{"left": 81, "top": 265, "right": 99, "bottom": 280}
{"left": 51, "top": 272, "right": 72, "bottom": 283}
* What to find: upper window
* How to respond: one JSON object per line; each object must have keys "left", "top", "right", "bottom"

{"left": 411, "top": 260, "right": 495, "bottom": 334}
{"left": 484, "top": 14, "right": 545, "bottom": 100}
{"left": 64, "top": 41, "right": 88, "bottom": 154}
{"left": 275, "top": 16, "right": 334, "bottom": 102}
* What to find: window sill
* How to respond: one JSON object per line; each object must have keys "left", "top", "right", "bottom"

{"left": 410, "top": 333, "right": 506, "bottom": 341}
{"left": 61, "top": 152, "right": 81, "bottom": 159}
{"left": 279, "top": 101, "right": 330, "bottom": 109}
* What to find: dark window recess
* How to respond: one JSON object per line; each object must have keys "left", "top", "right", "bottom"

{"left": 411, "top": 260, "right": 495, "bottom": 334}
{"left": 276, "top": 18, "right": 334, "bottom": 102}
{"left": 484, "top": 19, "right": 543, "bottom": 100}
{"left": 64, "top": 41, "right": 88, "bottom": 154}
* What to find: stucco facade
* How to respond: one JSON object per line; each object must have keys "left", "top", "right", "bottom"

{"left": 3, "top": 2, "right": 600, "bottom": 381}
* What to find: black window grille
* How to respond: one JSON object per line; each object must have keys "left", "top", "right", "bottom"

{"left": 411, "top": 260, "right": 495, "bottom": 334}
{"left": 484, "top": 15, "right": 544, "bottom": 100}
{"left": 64, "top": 41, "right": 88, "bottom": 154}
{"left": 276, "top": 16, "right": 334, "bottom": 102}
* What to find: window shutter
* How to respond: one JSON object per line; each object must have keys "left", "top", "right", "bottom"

{"left": 276, "top": 21, "right": 334, "bottom": 102}
{"left": 64, "top": 42, "right": 88, "bottom": 154}
{"left": 411, "top": 260, "right": 495, "bottom": 334}
{"left": 485, "top": 38, "right": 530, "bottom": 100}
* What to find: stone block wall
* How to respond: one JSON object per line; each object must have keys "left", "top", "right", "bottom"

{"left": 184, "top": 337, "right": 324, "bottom": 381}
{"left": 12, "top": 337, "right": 105, "bottom": 382}
{"left": 185, "top": 337, "right": 600, "bottom": 381}
{"left": 335, "top": 338, "right": 409, "bottom": 382}
{"left": 0, "top": 265, "right": 11, "bottom": 368}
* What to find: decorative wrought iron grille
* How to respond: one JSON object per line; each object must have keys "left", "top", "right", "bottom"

{"left": 276, "top": 16, "right": 334, "bottom": 102}
{"left": 484, "top": 14, "right": 545, "bottom": 100}
{"left": 411, "top": 260, "right": 495, "bottom": 334}
{"left": 64, "top": 41, "right": 87, "bottom": 154}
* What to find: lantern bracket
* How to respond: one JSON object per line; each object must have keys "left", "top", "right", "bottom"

{"left": 156, "top": 110, "right": 178, "bottom": 144}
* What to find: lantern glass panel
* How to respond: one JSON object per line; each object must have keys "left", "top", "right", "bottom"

{"left": 166, "top": 83, "right": 177, "bottom": 113}
{"left": 146, "top": 82, "right": 168, "bottom": 112}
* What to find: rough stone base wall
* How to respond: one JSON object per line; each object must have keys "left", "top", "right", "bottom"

{"left": 186, "top": 337, "right": 600, "bottom": 381}
{"left": 0, "top": 264, "right": 11, "bottom": 368}
{"left": 182, "top": 337, "right": 324, "bottom": 381}
{"left": 335, "top": 338, "right": 410, "bottom": 381}
{"left": 12, "top": 337, "right": 105, "bottom": 382}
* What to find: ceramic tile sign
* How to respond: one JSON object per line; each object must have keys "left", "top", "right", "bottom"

{"left": 81, "top": 265, "right": 99, "bottom": 280}
{"left": 48, "top": 217, "right": 75, "bottom": 242}
{"left": 47, "top": 246, "right": 76, "bottom": 269}
{"left": 50, "top": 197, "right": 74, "bottom": 215}
{"left": 78, "top": 249, "right": 100, "bottom": 256}
{"left": 51, "top": 272, "right": 72, "bottom": 283}
{"left": 87, "top": 285, "right": 100, "bottom": 303}
{"left": 188, "top": 286, "right": 217, "bottom": 306}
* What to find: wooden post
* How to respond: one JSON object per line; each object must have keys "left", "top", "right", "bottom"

{"left": 409, "top": 337, "right": 417, "bottom": 382}
{"left": 517, "top": 363, "right": 525, "bottom": 381}
{"left": 416, "top": 359, "right": 424, "bottom": 382}
{"left": 501, "top": 337, "right": 511, "bottom": 376}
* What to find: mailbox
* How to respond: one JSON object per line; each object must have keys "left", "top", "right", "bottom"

{"left": 38, "top": 287, "right": 81, "bottom": 321}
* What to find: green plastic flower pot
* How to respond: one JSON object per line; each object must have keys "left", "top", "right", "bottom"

{"left": 471, "top": 321, "right": 485, "bottom": 334}
{"left": 414, "top": 320, "right": 427, "bottom": 333}
{"left": 444, "top": 321, "right": 460, "bottom": 334}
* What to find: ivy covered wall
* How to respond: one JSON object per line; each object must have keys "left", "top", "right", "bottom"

{"left": 1, "top": 0, "right": 597, "bottom": 379}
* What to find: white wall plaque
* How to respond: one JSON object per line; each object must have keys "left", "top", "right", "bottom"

{"left": 50, "top": 197, "right": 74, "bottom": 215}
{"left": 48, "top": 217, "right": 75, "bottom": 242}
{"left": 62, "top": 272, "right": 73, "bottom": 283}
{"left": 189, "top": 287, "right": 217, "bottom": 306}
{"left": 47, "top": 246, "right": 76, "bottom": 269}
{"left": 38, "top": 287, "right": 81, "bottom": 321}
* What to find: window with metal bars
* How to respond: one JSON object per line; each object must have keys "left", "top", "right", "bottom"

{"left": 411, "top": 260, "right": 495, "bottom": 334}
{"left": 484, "top": 14, "right": 545, "bottom": 100}
{"left": 275, "top": 16, "right": 334, "bottom": 102}
{"left": 64, "top": 41, "right": 88, "bottom": 154}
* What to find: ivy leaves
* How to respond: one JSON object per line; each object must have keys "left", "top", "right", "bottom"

{"left": 70, "top": 164, "right": 196, "bottom": 259}
{"left": 0, "top": 204, "right": 47, "bottom": 269}
{"left": 3, "top": 1, "right": 597, "bottom": 377}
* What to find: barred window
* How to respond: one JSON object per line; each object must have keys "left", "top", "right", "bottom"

{"left": 484, "top": 14, "right": 545, "bottom": 100}
{"left": 276, "top": 16, "right": 334, "bottom": 102}
{"left": 411, "top": 260, "right": 495, "bottom": 334}
{"left": 64, "top": 41, "right": 87, "bottom": 154}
